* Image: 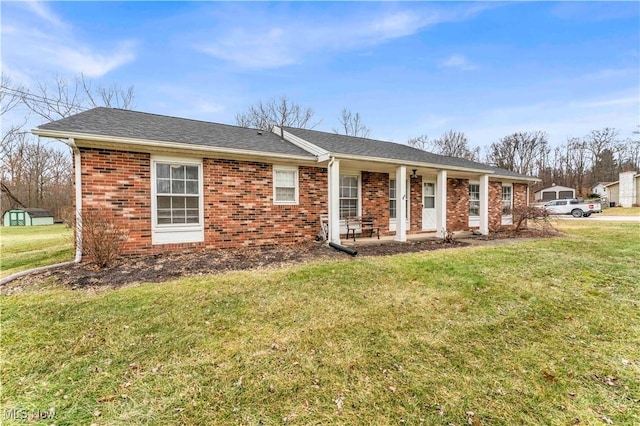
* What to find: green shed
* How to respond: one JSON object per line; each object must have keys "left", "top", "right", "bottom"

{"left": 2, "top": 208, "right": 55, "bottom": 226}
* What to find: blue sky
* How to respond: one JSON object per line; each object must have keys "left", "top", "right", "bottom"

{"left": 2, "top": 1, "right": 639, "bottom": 151}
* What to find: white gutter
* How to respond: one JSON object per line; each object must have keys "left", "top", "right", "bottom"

{"left": 67, "top": 137, "right": 83, "bottom": 263}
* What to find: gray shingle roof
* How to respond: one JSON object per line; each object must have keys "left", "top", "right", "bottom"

{"left": 285, "top": 127, "right": 536, "bottom": 179}
{"left": 35, "top": 108, "right": 536, "bottom": 180}
{"left": 24, "top": 208, "right": 53, "bottom": 218}
{"left": 36, "top": 107, "right": 315, "bottom": 158}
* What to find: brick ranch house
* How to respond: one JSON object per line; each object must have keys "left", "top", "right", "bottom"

{"left": 33, "top": 108, "right": 538, "bottom": 258}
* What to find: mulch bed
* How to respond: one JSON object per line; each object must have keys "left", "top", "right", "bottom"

{"left": 4, "top": 228, "right": 560, "bottom": 292}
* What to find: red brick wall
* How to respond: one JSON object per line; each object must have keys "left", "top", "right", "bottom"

{"left": 447, "top": 178, "right": 469, "bottom": 231}
{"left": 489, "top": 182, "right": 503, "bottom": 231}
{"left": 202, "top": 159, "right": 327, "bottom": 248}
{"left": 361, "top": 171, "right": 389, "bottom": 233}
{"left": 79, "top": 148, "right": 328, "bottom": 256}
{"left": 410, "top": 176, "right": 422, "bottom": 231}
{"left": 513, "top": 183, "right": 527, "bottom": 210}
{"left": 79, "top": 148, "right": 152, "bottom": 255}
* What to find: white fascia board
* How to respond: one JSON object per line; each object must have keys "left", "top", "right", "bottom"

{"left": 326, "top": 153, "right": 495, "bottom": 175}
{"left": 32, "top": 128, "right": 315, "bottom": 162}
{"left": 273, "top": 126, "right": 330, "bottom": 160}
{"left": 490, "top": 174, "right": 541, "bottom": 183}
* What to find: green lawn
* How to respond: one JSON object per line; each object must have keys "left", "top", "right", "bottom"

{"left": 0, "top": 224, "right": 74, "bottom": 279}
{"left": 601, "top": 206, "right": 640, "bottom": 216}
{"left": 2, "top": 221, "right": 639, "bottom": 425}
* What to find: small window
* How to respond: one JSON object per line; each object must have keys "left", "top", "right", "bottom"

{"left": 469, "top": 183, "right": 480, "bottom": 217}
{"left": 273, "top": 167, "right": 299, "bottom": 204}
{"left": 502, "top": 185, "right": 512, "bottom": 216}
{"left": 423, "top": 182, "right": 435, "bottom": 209}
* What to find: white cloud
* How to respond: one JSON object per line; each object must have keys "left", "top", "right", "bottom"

{"left": 2, "top": 2, "right": 136, "bottom": 79}
{"left": 440, "top": 54, "right": 477, "bottom": 71}
{"left": 462, "top": 90, "right": 640, "bottom": 147}
{"left": 195, "top": 5, "right": 486, "bottom": 69}
{"left": 23, "top": 1, "right": 67, "bottom": 28}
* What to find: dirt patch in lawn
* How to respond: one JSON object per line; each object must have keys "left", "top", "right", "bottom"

{"left": 3, "top": 228, "right": 559, "bottom": 293}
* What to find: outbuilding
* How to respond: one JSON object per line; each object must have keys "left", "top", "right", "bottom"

{"left": 605, "top": 171, "right": 639, "bottom": 208}
{"left": 533, "top": 184, "right": 575, "bottom": 201}
{"left": 2, "top": 208, "right": 55, "bottom": 226}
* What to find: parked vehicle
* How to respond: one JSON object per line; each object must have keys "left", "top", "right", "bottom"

{"left": 542, "top": 198, "right": 602, "bottom": 217}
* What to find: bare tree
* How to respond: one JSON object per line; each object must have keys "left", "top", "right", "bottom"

{"left": 1, "top": 73, "right": 135, "bottom": 218}
{"left": 333, "top": 108, "right": 370, "bottom": 138}
{"left": 564, "top": 137, "right": 589, "bottom": 195}
{"left": 407, "top": 134, "right": 430, "bottom": 151}
{"left": 432, "top": 130, "right": 479, "bottom": 161}
{"left": 0, "top": 73, "right": 23, "bottom": 116}
{"left": 585, "top": 128, "right": 618, "bottom": 182}
{"left": 18, "top": 73, "right": 135, "bottom": 122}
{"left": 486, "top": 131, "right": 549, "bottom": 176}
{"left": 235, "top": 95, "right": 320, "bottom": 138}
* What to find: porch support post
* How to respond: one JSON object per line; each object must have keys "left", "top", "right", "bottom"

{"left": 436, "top": 169, "right": 447, "bottom": 237}
{"left": 479, "top": 174, "right": 490, "bottom": 235}
{"left": 328, "top": 158, "right": 341, "bottom": 244}
{"left": 395, "top": 166, "right": 407, "bottom": 242}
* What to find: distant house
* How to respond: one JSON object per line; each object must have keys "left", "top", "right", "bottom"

{"left": 2, "top": 208, "right": 54, "bottom": 226}
{"left": 533, "top": 185, "right": 576, "bottom": 201}
{"left": 32, "top": 107, "right": 539, "bottom": 258}
{"left": 605, "top": 171, "right": 639, "bottom": 207}
{"left": 591, "top": 182, "right": 611, "bottom": 198}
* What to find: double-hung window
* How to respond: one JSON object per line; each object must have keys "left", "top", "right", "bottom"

{"left": 156, "top": 163, "right": 200, "bottom": 225}
{"left": 389, "top": 179, "right": 397, "bottom": 219}
{"left": 502, "top": 185, "right": 512, "bottom": 216}
{"left": 339, "top": 175, "right": 359, "bottom": 219}
{"left": 273, "top": 167, "right": 298, "bottom": 204}
{"left": 152, "top": 157, "right": 203, "bottom": 245}
{"left": 469, "top": 183, "right": 480, "bottom": 217}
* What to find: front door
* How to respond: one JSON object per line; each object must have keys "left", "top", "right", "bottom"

{"left": 422, "top": 181, "right": 436, "bottom": 231}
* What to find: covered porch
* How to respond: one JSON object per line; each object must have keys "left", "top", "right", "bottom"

{"left": 324, "top": 158, "right": 493, "bottom": 245}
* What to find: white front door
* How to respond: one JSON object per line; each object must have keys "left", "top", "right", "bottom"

{"left": 422, "top": 181, "right": 436, "bottom": 231}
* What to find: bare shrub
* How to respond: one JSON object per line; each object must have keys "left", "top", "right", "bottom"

{"left": 60, "top": 206, "right": 75, "bottom": 228}
{"left": 441, "top": 229, "right": 455, "bottom": 244}
{"left": 80, "top": 209, "right": 128, "bottom": 268}
{"left": 511, "top": 205, "right": 556, "bottom": 234}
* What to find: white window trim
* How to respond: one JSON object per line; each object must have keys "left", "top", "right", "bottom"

{"left": 273, "top": 165, "right": 299, "bottom": 205}
{"left": 501, "top": 183, "right": 513, "bottom": 225}
{"left": 469, "top": 181, "right": 480, "bottom": 227}
{"left": 151, "top": 155, "right": 204, "bottom": 245}
{"left": 389, "top": 178, "right": 397, "bottom": 220}
{"left": 338, "top": 172, "right": 361, "bottom": 235}
{"left": 389, "top": 177, "right": 410, "bottom": 231}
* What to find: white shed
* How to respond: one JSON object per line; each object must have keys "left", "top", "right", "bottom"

{"left": 2, "top": 208, "right": 55, "bottom": 226}
{"left": 533, "top": 185, "right": 576, "bottom": 201}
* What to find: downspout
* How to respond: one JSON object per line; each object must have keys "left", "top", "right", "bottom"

{"left": 327, "top": 156, "right": 335, "bottom": 242}
{"left": 66, "top": 138, "right": 83, "bottom": 263}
